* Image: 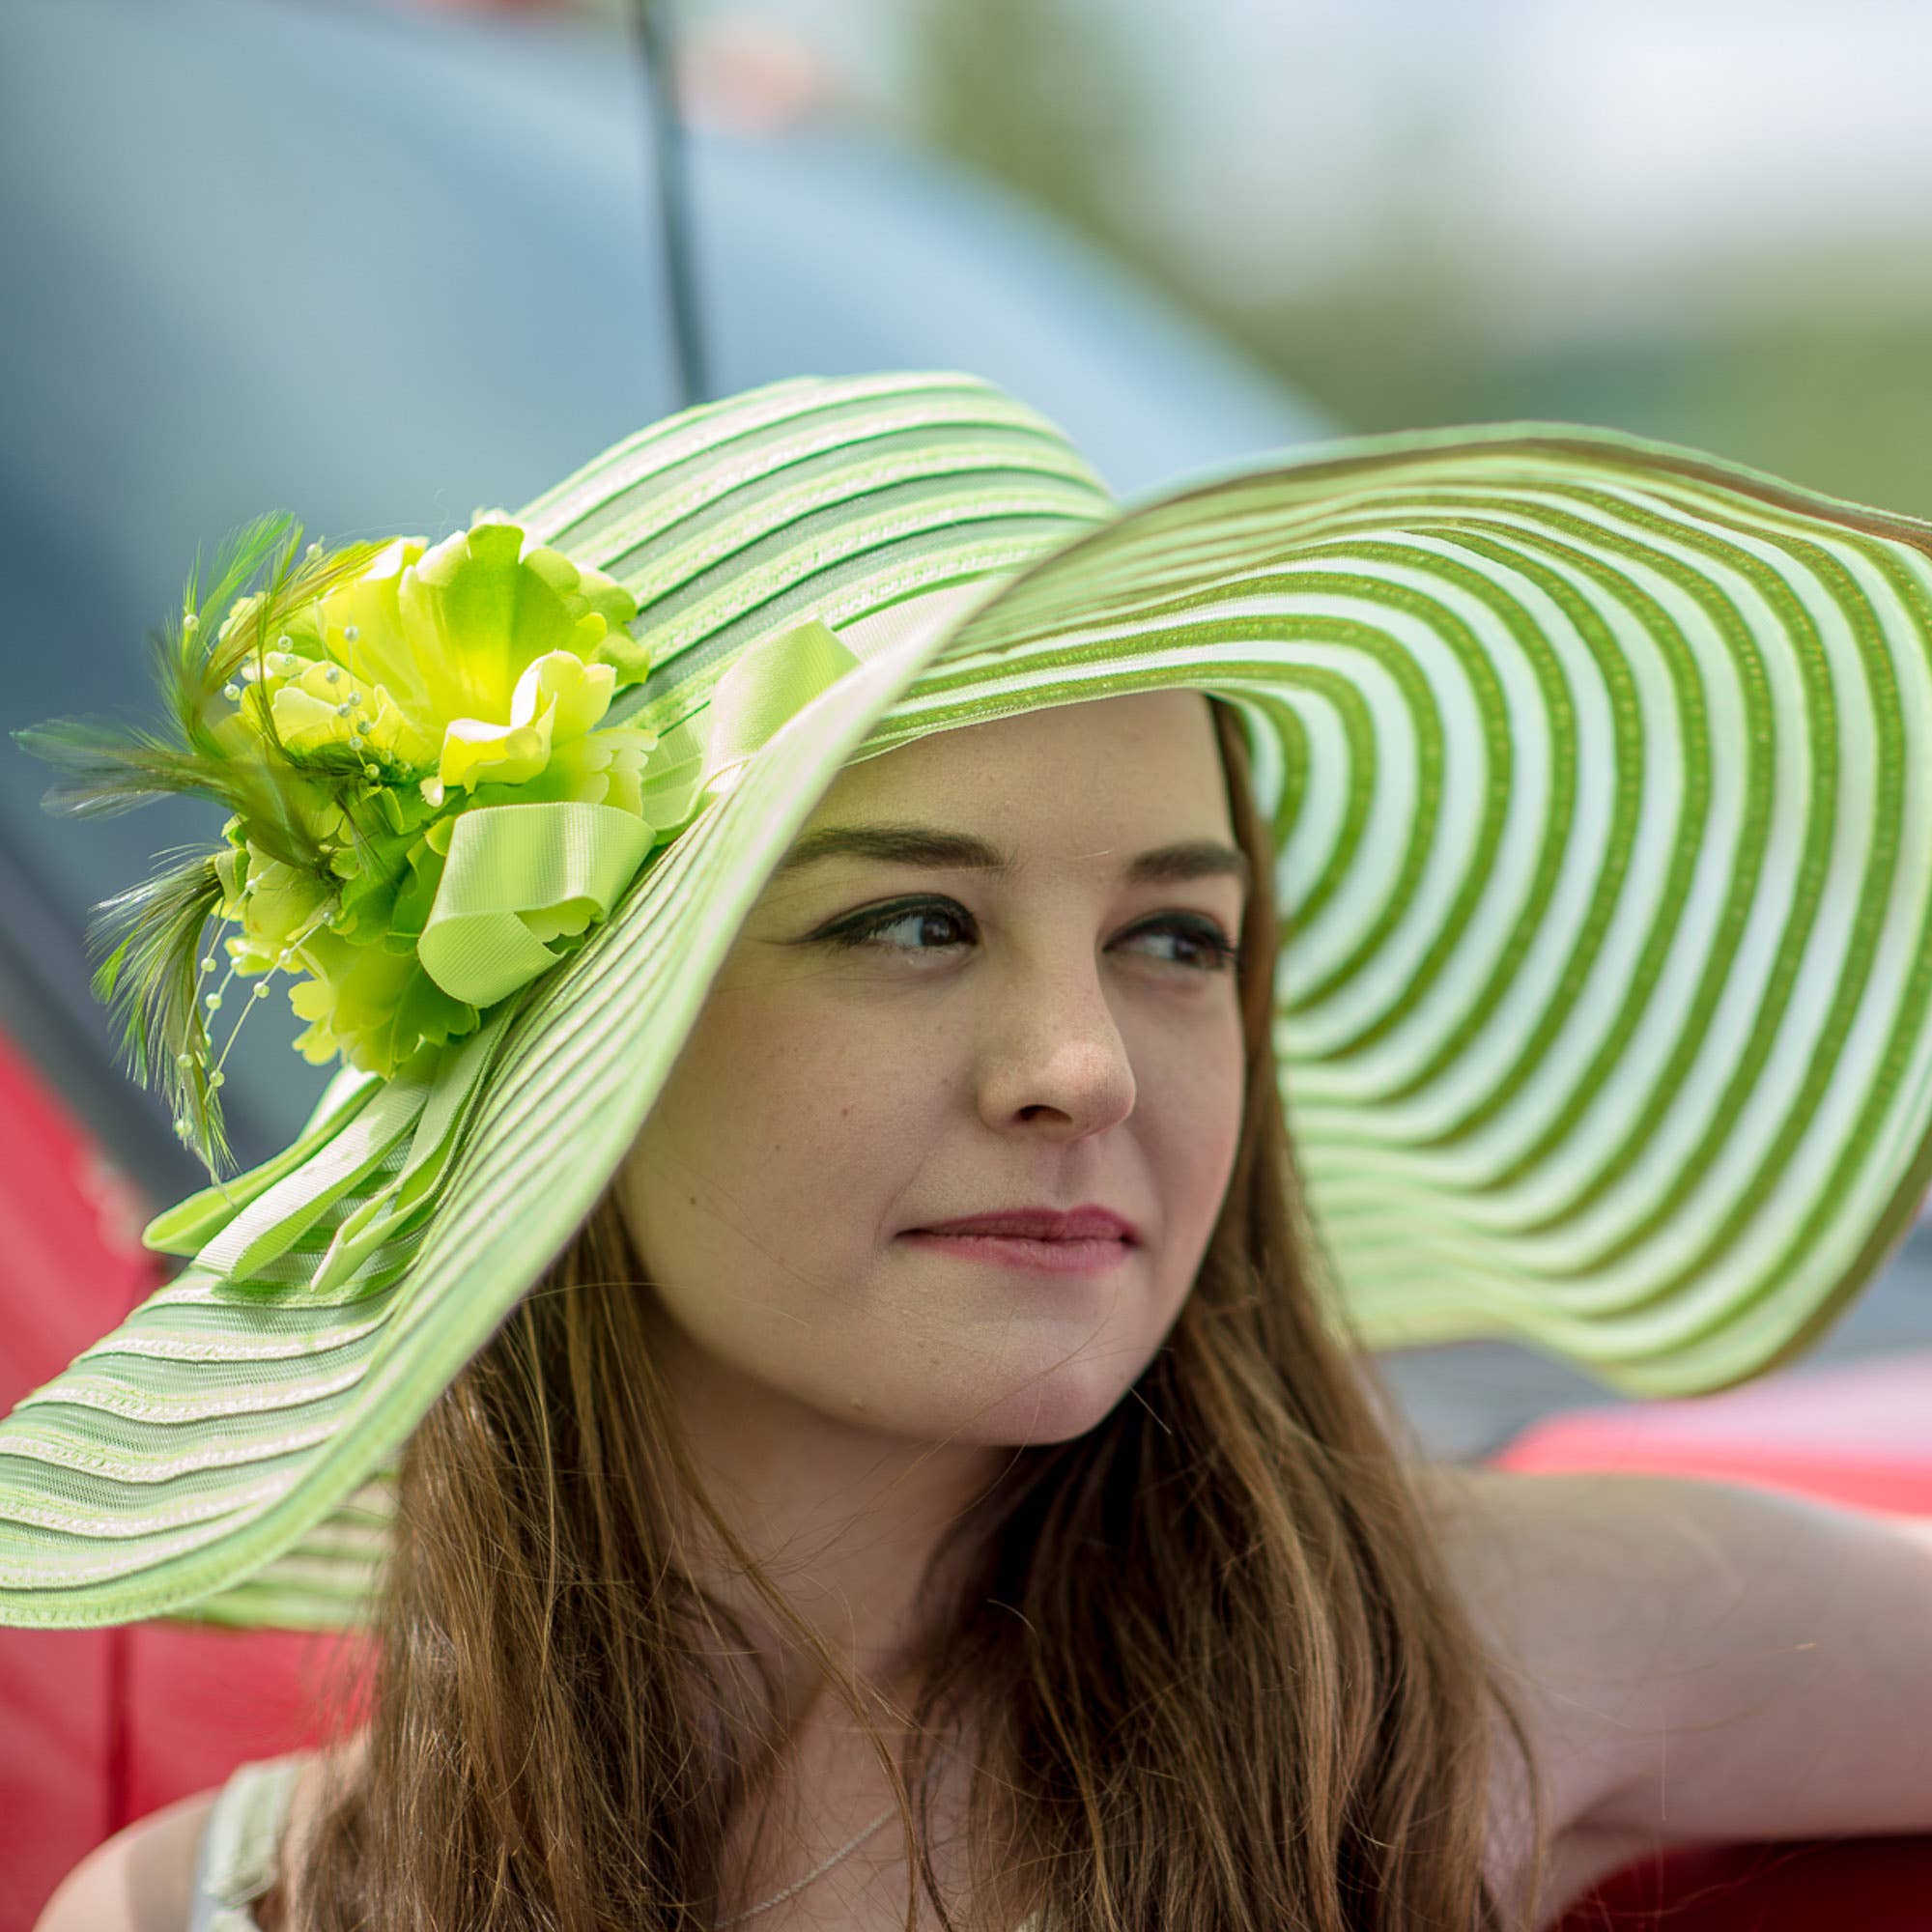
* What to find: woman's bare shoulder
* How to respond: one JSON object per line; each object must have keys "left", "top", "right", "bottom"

{"left": 32, "top": 1733, "right": 364, "bottom": 1932}
{"left": 32, "top": 1787, "right": 221, "bottom": 1932}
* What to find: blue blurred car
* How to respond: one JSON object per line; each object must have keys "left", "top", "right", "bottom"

{"left": 0, "top": 0, "right": 1332, "bottom": 1204}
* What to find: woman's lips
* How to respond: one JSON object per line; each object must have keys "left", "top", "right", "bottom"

{"left": 898, "top": 1230, "right": 1132, "bottom": 1276}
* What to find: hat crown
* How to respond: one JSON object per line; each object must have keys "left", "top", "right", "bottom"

{"left": 514, "top": 371, "right": 1117, "bottom": 740}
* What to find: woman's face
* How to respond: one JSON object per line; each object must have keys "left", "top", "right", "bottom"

{"left": 615, "top": 688, "right": 1249, "bottom": 1451}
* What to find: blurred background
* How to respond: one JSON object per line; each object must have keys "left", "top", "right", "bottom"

{"left": 5, "top": 0, "right": 1931, "bottom": 1467}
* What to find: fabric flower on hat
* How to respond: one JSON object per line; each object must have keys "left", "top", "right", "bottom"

{"left": 17, "top": 510, "right": 663, "bottom": 1169}
{"left": 210, "top": 517, "right": 658, "bottom": 1076}
{"left": 227, "top": 516, "right": 650, "bottom": 803}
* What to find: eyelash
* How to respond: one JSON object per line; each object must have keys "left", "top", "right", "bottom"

{"left": 821, "top": 897, "right": 1241, "bottom": 977}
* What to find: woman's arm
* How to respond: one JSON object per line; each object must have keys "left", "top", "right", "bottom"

{"left": 1436, "top": 1465, "right": 1932, "bottom": 1850}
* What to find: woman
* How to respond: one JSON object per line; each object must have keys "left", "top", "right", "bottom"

{"left": 19, "top": 374, "right": 1932, "bottom": 1930}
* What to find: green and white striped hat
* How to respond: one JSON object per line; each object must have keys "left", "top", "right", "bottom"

{"left": 8, "top": 368, "right": 1932, "bottom": 1631}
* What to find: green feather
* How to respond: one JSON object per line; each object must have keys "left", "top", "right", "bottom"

{"left": 13, "top": 516, "right": 396, "bottom": 1174}
{"left": 90, "top": 850, "right": 234, "bottom": 1172}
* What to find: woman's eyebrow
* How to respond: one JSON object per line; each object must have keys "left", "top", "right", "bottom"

{"left": 775, "top": 823, "right": 1252, "bottom": 894}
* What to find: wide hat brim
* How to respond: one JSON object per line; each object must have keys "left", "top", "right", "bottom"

{"left": 6, "top": 371, "right": 1932, "bottom": 1630}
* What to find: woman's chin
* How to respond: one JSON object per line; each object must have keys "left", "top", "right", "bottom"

{"left": 860, "top": 1362, "right": 1141, "bottom": 1449}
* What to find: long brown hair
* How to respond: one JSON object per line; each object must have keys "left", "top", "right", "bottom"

{"left": 297, "top": 696, "right": 1550, "bottom": 1930}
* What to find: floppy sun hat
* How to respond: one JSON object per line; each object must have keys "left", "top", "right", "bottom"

{"left": 9, "top": 368, "right": 1932, "bottom": 1633}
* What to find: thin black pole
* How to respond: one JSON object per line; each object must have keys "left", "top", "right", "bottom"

{"left": 629, "top": 0, "right": 709, "bottom": 410}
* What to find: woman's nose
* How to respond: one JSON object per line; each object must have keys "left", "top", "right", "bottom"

{"left": 975, "top": 955, "right": 1137, "bottom": 1138}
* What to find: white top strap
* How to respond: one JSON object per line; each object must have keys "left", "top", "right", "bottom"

{"left": 186, "top": 1756, "right": 304, "bottom": 1932}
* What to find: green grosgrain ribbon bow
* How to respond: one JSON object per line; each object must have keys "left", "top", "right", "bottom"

{"left": 147, "top": 616, "right": 862, "bottom": 1280}
{"left": 412, "top": 615, "right": 859, "bottom": 1009}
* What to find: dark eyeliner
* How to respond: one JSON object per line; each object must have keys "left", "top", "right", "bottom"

{"left": 817, "top": 897, "right": 1238, "bottom": 973}
{"left": 817, "top": 897, "right": 965, "bottom": 949}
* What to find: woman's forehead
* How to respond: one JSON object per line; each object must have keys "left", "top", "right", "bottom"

{"left": 816, "top": 688, "right": 1230, "bottom": 827}
{"left": 760, "top": 693, "right": 1245, "bottom": 908}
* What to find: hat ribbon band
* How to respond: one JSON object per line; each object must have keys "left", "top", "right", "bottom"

{"left": 154, "top": 1004, "right": 488, "bottom": 1281}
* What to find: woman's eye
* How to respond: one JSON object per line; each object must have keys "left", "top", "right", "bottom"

{"left": 823, "top": 900, "right": 1237, "bottom": 976}
{"left": 826, "top": 902, "right": 974, "bottom": 955}
{"left": 1129, "top": 920, "right": 1240, "bottom": 975}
